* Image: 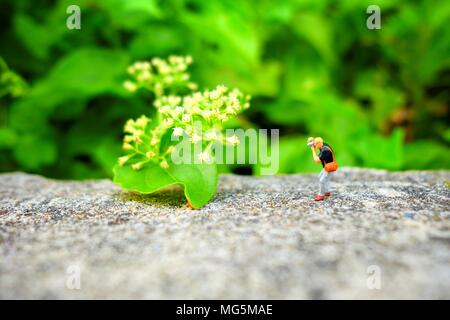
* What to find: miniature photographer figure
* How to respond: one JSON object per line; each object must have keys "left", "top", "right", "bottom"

{"left": 307, "top": 137, "right": 338, "bottom": 201}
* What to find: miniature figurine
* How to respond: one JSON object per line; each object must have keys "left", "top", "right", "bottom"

{"left": 307, "top": 137, "right": 338, "bottom": 201}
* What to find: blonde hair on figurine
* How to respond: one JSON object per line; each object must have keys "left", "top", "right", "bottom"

{"left": 314, "top": 137, "right": 323, "bottom": 148}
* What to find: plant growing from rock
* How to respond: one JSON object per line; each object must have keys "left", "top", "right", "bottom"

{"left": 114, "top": 56, "right": 251, "bottom": 208}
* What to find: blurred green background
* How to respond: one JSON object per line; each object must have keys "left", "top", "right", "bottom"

{"left": 0, "top": 0, "right": 449, "bottom": 179}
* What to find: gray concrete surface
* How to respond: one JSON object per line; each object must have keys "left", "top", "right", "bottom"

{"left": 0, "top": 168, "right": 449, "bottom": 299}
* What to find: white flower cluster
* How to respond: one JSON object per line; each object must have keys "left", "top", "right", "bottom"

{"left": 118, "top": 56, "right": 251, "bottom": 170}
{"left": 188, "top": 85, "right": 251, "bottom": 123}
{"left": 123, "top": 55, "right": 196, "bottom": 97}
{"left": 118, "top": 114, "right": 176, "bottom": 170}
{"left": 154, "top": 85, "right": 250, "bottom": 146}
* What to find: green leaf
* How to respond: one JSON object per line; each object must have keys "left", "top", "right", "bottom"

{"left": 129, "top": 26, "right": 187, "bottom": 57}
{"left": 353, "top": 69, "right": 405, "bottom": 129}
{"left": 113, "top": 158, "right": 218, "bottom": 209}
{"left": 92, "top": 138, "right": 123, "bottom": 177}
{"left": 13, "top": 134, "right": 57, "bottom": 170}
{"left": 0, "top": 127, "right": 17, "bottom": 149}
{"left": 443, "top": 129, "right": 450, "bottom": 143}
{"left": 283, "top": 52, "right": 331, "bottom": 101}
{"left": 181, "top": 1, "right": 260, "bottom": 66}
{"left": 167, "top": 161, "right": 218, "bottom": 209}
{"left": 13, "top": 14, "right": 51, "bottom": 59}
{"left": 113, "top": 163, "right": 176, "bottom": 194}
{"left": 45, "top": 48, "right": 129, "bottom": 96}
{"left": 0, "top": 65, "right": 28, "bottom": 98}
{"left": 403, "top": 140, "right": 450, "bottom": 170}
{"left": 351, "top": 128, "right": 404, "bottom": 170}
{"left": 201, "top": 60, "right": 281, "bottom": 97}
{"left": 291, "top": 12, "right": 335, "bottom": 65}
{"left": 101, "top": 0, "right": 162, "bottom": 30}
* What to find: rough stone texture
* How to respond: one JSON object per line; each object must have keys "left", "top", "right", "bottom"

{"left": 0, "top": 168, "right": 449, "bottom": 299}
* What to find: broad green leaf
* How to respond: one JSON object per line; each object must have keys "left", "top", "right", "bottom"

{"left": 167, "top": 161, "right": 218, "bottom": 209}
{"left": 113, "top": 153, "right": 218, "bottom": 209}
{"left": 113, "top": 163, "right": 176, "bottom": 194}
{"left": 163, "top": 140, "right": 218, "bottom": 208}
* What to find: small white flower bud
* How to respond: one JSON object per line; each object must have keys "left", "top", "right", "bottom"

{"left": 151, "top": 137, "right": 160, "bottom": 146}
{"left": 127, "top": 66, "right": 136, "bottom": 74}
{"left": 132, "top": 162, "right": 143, "bottom": 171}
{"left": 198, "top": 151, "right": 210, "bottom": 163}
{"left": 226, "top": 135, "right": 240, "bottom": 145}
{"left": 182, "top": 114, "right": 191, "bottom": 123}
{"left": 172, "top": 106, "right": 184, "bottom": 117}
{"left": 191, "top": 133, "right": 202, "bottom": 144}
{"left": 136, "top": 115, "right": 149, "bottom": 127}
{"left": 160, "top": 160, "right": 169, "bottom": 169}
{"left": 160, "top": 105, "right": 171, "bottom": 114}
{"left": 177, "top": 63, "right": 187, "bottom": 72}
{"left": 133, "top": 135, "right": 143, "bottom": 144}
{"left": 122, "top": 142, "right": 133, "bottom": 151}
{"left": 188, "top": 82, "right": 198, "bottom": 91}
{"left": 118, "top": 155, "right": 130, "bottom": 166}
{"left": 163, "top": 118, "right": 174, "bottom": 126}
{"left": 185, "top": 56, "right": 193, "bottom": 64}
{"left": 142, "top": 61, "right": 151, "bottom": 69}
{"left": 124, "top": 119, "right": 136, "bottom": 133}
{"left": 217, "top": 114, "right": 228, "bottom": 122}
{"left": 123, "top": 80, "right": 137, "bottom": 92}
{"left": 205, "top": 130, "right": 217, "bottom": 140}
{"left": 137, "top": 70, "right": 151, "bottom": 81}
{"left": 155, "top": 83, "right": 163, "bottom": 96}
{"left": 167, "top": 146, "right": 175, "bottom": 154}
{"left": 173, "top": 127, "right": 183, "bottom": 137}
{"left": 159, "top": 64, "right": 171, "bottom": 74}
{"left": 164, "top": 75, "right": 174, "bottom": 84}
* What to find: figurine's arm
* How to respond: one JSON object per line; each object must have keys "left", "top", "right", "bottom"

{"left": 311, "top": 147, "right": 321, "bottom": 163}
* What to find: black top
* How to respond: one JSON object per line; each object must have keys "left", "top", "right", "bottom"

{"left": 319, "top": 143, "right": 334, "bottom": 167}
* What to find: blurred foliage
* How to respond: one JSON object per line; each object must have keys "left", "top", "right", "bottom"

{"left": 0, "top": 0, "right": 449, "bottom": 178}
